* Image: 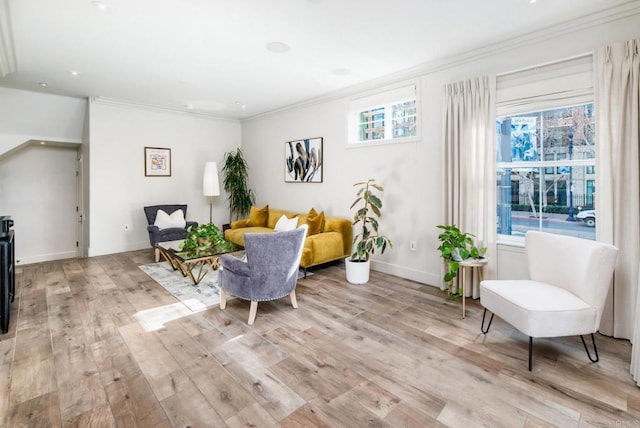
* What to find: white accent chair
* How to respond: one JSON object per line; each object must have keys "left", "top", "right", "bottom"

{"left": 480, "top": 231, "right": 618, "bottom": 370}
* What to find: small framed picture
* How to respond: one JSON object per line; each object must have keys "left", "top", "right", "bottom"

{"left": 285, "top": 137, "right": 323, "bottom": 183}
{"left": 144, "top": 147, "right": 171, "bottom": 177}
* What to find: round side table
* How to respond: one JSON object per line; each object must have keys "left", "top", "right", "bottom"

{"left": 458, "top": 257, "right": 489, "bottom": 319}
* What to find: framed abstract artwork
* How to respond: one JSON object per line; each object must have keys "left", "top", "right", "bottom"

{"left": 285, "top": 137, "right": 323, "bottom": 183}
{"left": 144, "top": 147, "right": 172, "bottom": 177}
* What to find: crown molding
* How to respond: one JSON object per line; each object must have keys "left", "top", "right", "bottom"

{"left": 0, "top": 0, "right": 17, "bottom": 77}
{"left": 243, "top": 0, "right": 640, "bottom": 123}
{"left": 89, "top": 96, "right": 240, "bottom": 123}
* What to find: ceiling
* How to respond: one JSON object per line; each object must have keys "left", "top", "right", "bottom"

{"left": 0, "top": 0, "right": 636, "bottom": 120}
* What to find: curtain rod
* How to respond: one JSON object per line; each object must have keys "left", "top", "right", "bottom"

{"left": 496, "top": 52, "right": 593, "bottom": 78}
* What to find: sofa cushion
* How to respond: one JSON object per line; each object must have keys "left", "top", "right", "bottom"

{"left": 247, "top": 205, "right": 269, "bottom": 227}
{"left": 268, "top": 209, "right": 297, "bottom": 228}
{"left": 225, "top": 226, "right": 273, "bottom": 246}
{"left": 154, "top": 209, "right": 186, "bottom": 230}
{"left": 306, "top": 208, "right": 325, "bottom": 236}
{"left": 306, "top": 232, "right": 344, "bottom": 263}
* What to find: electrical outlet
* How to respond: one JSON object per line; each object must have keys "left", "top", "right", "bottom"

{"left": 124, "top": 224, "right": 129, "bottom": 231}
{"left": 409, "top": 240, "right": 416, "bottom": 251}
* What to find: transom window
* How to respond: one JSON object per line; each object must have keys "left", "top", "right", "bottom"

{"left": 348, "top": 83, "right": 418, "bottom": 146}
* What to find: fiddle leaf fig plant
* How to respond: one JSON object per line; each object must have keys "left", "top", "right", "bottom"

{"left": 436, "top": 224, "right": 486, "bottom": 297}
{"left": 179, "top": 223, "right": 233, "bottom": 253}
{"left": 350, "top": 179, "right": 393, "bottom": 262}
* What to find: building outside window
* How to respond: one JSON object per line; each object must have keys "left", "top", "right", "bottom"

{"left": 359, "top": 107, "right": 386, "bottom": 140}
{"left": 496, "top": 103, "right": 596, "bottom": 241}
{"left": 348, "top": 83, "right": 418, "bottom": 146}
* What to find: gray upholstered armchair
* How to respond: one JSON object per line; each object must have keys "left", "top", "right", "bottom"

{"left": 218, "top": 225, "right": 308, "bottom": 325}
{"left": 144, "top": 204, "right": 198, "bottom": 261}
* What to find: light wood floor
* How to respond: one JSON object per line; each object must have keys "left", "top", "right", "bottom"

{"left": 0, "top": 250, "right": 638, "bottom": 427}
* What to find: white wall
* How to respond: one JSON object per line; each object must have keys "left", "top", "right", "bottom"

{"left": 0, "top": 87, "right": 85, "bottom": 153}
{"left": 242, "top": 96, "right": 437, "bottom": 284}
{"left": 0, "top": 144, "right": 79, "bottom": 264}
{"left": 241, "top": 11, "right": 640, "bottom": 286}
{"left": 88, "top": 101, "right": 241, "bottom": 256}
{"left": 0, "top": 87, "right": 86, "bottom": 264}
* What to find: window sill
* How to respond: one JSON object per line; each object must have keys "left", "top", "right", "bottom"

{"left": 496, "top": 235, "right": 525, "bottom": 248}
{"left": 346, "top": 136, "right": 420, "bottom": 149}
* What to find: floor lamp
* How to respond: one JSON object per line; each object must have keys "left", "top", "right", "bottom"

{"left": 203, "top": 162, "right": 220, "bottom": 224}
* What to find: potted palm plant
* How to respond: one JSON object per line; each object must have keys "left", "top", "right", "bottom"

{"left": 436, "top": 224, "right": 486, "bottom": 297}
{"left": 222, "top": 149, "right": 256, "bottom": 226}
{"left": 345, "top": 179, "right": 393, "bottom": 284}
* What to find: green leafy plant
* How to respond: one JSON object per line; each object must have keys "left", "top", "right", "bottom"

{"left": 350, "top": 179, "right": 393, "bottom": 262}
{"left": 179, "top": 223, "right": 233, "bottom": 253}
{"left": 436, "top": 224, "right": 486, "bottom": 297}
{"left": 222, "top": 148, "right": 256, "bottom": 224}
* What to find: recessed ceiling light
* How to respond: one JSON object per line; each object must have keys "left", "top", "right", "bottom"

{"left": 235, "top": 101, "right": 247, "bottom": 109}
{"left": 38, "top": 82, "right": 48, "bottom": 87}
{"left": 265, "top": 42, "right": 291, "bottom": 53}
{"left": 69, "top": 70, "right": 80, "bottom": 76}
{"left": 40, "top": 141, "right": 46, "bottom": 145}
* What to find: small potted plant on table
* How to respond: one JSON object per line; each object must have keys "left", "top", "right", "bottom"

{"left": 345, "top": 179, "right": 393, "bottom": 284}
{"left": 436, "top": 224, "right": 486, "bottom": 298}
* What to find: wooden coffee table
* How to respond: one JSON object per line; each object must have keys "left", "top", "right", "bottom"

{"left": 155, "top": 240, "right": 240, "bottom": 285}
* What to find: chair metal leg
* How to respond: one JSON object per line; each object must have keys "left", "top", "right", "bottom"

{"left": 529, "top": 337, "right": 533, "bottom": 371}
{"left": 480, "top": 308, "right": 494, "bottom": 334}
{"left": 580, "top": 333, "right": 599, "bottom": 363}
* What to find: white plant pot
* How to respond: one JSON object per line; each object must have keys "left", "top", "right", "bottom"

{"left": 345, "top": 258, "right": 370, "bottom": 284}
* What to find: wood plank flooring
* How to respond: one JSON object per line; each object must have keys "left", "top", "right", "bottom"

{"left": 0, "top": 249, "right": 638, "bottom": 427}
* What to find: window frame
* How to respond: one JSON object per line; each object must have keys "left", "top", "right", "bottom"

{"left": 495, "top": 104, "right": 596, "bottom": 243}
{"left": 346, "top": 81, "right": 420, "bottom": 148}
{"left": 495, "top": 55, "right": 595, "bottom": 244}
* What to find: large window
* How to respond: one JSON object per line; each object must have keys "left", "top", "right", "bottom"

{"left": 348, "top": 83, "right": 418, "bottom": 146}
{"left": 496, "top": 103, "right": 596, "bottom": 241}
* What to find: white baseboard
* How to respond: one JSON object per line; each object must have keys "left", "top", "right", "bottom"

{"left": 88, "top": 240, "right": 150, "bottom": 257}
{"left": 16, "top": 251, "right": 77, "bottom": 265}
{"left": 370, "top": 260, "right": 440, "bottom": 288}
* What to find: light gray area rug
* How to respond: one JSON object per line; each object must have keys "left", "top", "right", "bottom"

{"left": 139, "top": 261, "right": 222, "bottom": 312}
{"left": 139, "top": 261, "right": 313, "bottom": 313}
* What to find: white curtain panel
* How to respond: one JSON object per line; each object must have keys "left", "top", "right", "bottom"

{"left": 594, "top": 39, "right": 640, "bottom": 384}
{"left": 442, "top": 76, "right": 497, "bottom": 297}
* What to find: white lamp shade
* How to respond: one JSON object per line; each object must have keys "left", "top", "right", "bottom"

{"left": 203, "top": 162, "right": 221, "bottom": 196}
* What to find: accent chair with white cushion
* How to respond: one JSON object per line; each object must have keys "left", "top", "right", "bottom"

{"left": 480, "top": 231, "right": 618, "bottom": 370}
{"left": 218, "top": 224, "right": 308, "bottom": 325}
{"left": 144, "top": 204, "right": 198, "bottom": 261}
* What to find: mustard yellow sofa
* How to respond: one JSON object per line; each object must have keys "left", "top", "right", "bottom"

{"left": 224, "top": 207, "right": 352, "bottom": 270}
